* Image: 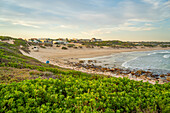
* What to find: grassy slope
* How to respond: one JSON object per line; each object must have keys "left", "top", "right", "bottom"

{"left": 0, "top": 37, "right": 170, "bottom": 113}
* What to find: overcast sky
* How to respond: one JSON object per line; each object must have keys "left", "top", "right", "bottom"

{"left": 0, "top": 0, "right": 170, "bottom": 41}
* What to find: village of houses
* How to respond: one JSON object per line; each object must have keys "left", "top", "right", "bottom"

{"left": 21, "top": 38, "right": 102, "bottom": 52}
{"left": 24, "top": 38, "right": 102, "bottom": 51}
{"left": 27, "top": 38, "right": 102, "bottom": 44}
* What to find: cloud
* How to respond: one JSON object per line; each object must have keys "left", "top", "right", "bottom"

{"left": 1, "top": 0, "right": 169, "bottom": 25}
{"left": 50, "top": 25, "right": 78, "bottom": 29}
{"left": 145, "top": 23, "right": 152, "bottom": 26}
{"left": 0, "top": 0, "right": 169, "bottom": 40}
{"left": 0, "top": 18, "right": 42, "bottom": 28}
{"left": 142, "top": 0, "right": 161, "bottom": 7}
{"left": 82, "top": 23, "right": 157, "bottom": 36}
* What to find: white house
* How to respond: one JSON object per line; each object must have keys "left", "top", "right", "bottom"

{"left": 53, "top": 40, "right": 68, "bottom": 44}
{"left": 91, "top": 38, "right": 102, "bottom": 42}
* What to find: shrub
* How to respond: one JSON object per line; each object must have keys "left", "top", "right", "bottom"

{"left": 40, "top": 45, "right": 46, "bottom": 48}
{"left": 56, "top": 45, "right": 60, "bottom": 47}
{"left": 67, "top": 44, "right": 75, "bottom": 48}
{"left": 85, "top": 45, "right": 91, "bottom": 48}
{"left": 73, "top": 46, "right": 78, "bottom": 49}
{"left": 0, "top": 36, "right": 12, "bottom": 41}
{"left": 44, "top": 43, "right": 53, "bottom": 47}
{"left": 62, "top": 47, "right": 68, "bottom": 50}
{"left": 21, "top": 47, "right": 30, "bottom": 53}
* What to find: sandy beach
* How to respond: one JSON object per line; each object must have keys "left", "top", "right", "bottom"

{"left": 28, "top": 46, "right": 170, "bottom": 65}
{"left": 20, "top": 46, "right": 170, "bottom": 84}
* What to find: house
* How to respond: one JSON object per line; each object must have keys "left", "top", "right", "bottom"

{"left": 38, "top": 38, "right": 50, "bottom": 40}
{"left": 79, "top": 39, "right": 90, "bottom": 42}
{"left": 28, "top": 39, "right": 32, "bottom": 42}
{"left": 38, "top": 38, "right": 52, "bottom": 43}
{"left": 31, "top": 38, "right": 38, "bottom": 41}
{"left": 91, "top": 38, "right": 102, "bottom": 42}
{"left": 33, "top": 40, "right": 40, "bottom": 43}
{"left": 58, "top": 38, "right": 65, "bottom": 41}
{"left": 40, "top": 40, "right": 45, "bottom": 43}
{"left": 27, "top": 38, "right": 40, "bottom": 43}
{"left": 53, "top": 40, "right": 68, "bottom": 44}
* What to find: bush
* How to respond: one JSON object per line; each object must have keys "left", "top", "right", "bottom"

{"left": 0, "top": 36, "right": 12, "bottom": 41}
{"left": 1, "top": 77, "right": 169, "bottom": 113}
{"left": 73, "top": 46, "right": 78, "bottom": 49}
{"left": 67, "top": 44, "right": 75, "bottom": 48}
{"left": 44, "top": 43, "right": 53, "bottom": 47}
{"left": 62, "top": 47, "right": 68, "bottom": 50}
{"left": 56, "top": 45, "right": 60, "bottom": 47}
{"left": 40, "top": 45, "right": 46, "bottom": 48}
{"left": 85, "top": 45, "right": 91, "bottom": 48}
{"left": 21, "top": 47, "right": 30, "bottom": 53}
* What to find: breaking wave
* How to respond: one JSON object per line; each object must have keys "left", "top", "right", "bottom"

{"left": 147, "top": 51, "right": 170, "bottom": 55}
{"left": 163, "top": 54, "right": 170, "bottom": 59}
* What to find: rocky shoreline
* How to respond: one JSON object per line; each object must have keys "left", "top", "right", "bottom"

{"left": 65, "top": 60, "right": 170, "bottom": 84}
{"left": 20, "top": 49, "right": 170, "bottom": 84}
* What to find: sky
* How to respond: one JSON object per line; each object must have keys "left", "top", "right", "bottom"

{"left": 0, "top": 0, "right": 170, "bottom": 41}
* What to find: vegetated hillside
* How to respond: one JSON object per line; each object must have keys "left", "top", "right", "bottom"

{"left": 0, "top": 36, "right": 170, "bottom": 113}
{"left": 82, "top": 40, "right": 170, "bottom": 48}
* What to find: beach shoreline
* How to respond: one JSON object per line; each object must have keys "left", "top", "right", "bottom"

{"left": 29, "top": 46, "right": 170, "bottom": 65}
{"left": 20, "top": 46, "right": 170, "bottom": 84}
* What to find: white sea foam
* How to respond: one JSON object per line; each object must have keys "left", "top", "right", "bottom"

{"left": 163, "top": 54, "right": 170, "bottom": 59}
{"left": 147, "top": 52, "right": 156, "bottom": 55}
{"left": 122, "top": 56, "right": 139, "bottom": 68}
{"left": 148, "top": 51, "right": 170, "bottom": 55}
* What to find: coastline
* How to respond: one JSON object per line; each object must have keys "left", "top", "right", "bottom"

{"left": 28, "top": 46, "right": 170, "bottom": 65}
{"left": 20, "top": 46, "right": 170, "bottom": 84}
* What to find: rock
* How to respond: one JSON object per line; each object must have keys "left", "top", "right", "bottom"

{"left": 128, "top": 74, "right": 132, "bottom": 78}
{"left": 131, "top": 71, "right": 135, "bottom": 75}
{"left": 79, "top": 60, "right": 85, "bottom": 63}
{"left": 132, "top": 75, "right": 136, "bottom": 78}
{"left": 160, "top": 74, "right": 165, "bottom": 77}
{"left": 154, "top": 74, "right": 159, "bottom": 77}
{"left": 151, "top": 80, "right": 155, "bottom": 83}
{"left": 94, "top": 60, "right": 97, "bottom": 63}
{"left": 166, "top": 73, "right": 170, "bottom": 76}
{"left": 140, "top": 75, "right": 146, "bottom": 79}
{"left": 147, "top": 77, "right": 151, "bottom": 80}
{"left": 135, "top": 70, "right": 144, "bottom": 75}
{"left": 150, "top": 74, "right": 155, "bottom": 77}
{"left": 166, "top": 76, "right": 170, "bottom": 81}
{"left": 121, "top": 71, "right": 129, "bottom": 74}
{"left": 135, "top": 75, "right": 140, "bottom": 78}
{"left": 88, "top": 60, "right": 93, "bottom": 63}
{"left": 158, "top": 78, "right": 164, "bottom": 82}
{"left": 109, "top": 69, "right": 115, "bottom": 72}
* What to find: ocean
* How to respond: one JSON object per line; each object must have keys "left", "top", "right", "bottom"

{"left": 80, "top": 50, "right": 170, "bottom": 75}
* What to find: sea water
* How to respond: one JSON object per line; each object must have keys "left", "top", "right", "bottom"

{"left": 80, "top": 50, "right": 170, "bottom": 75}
